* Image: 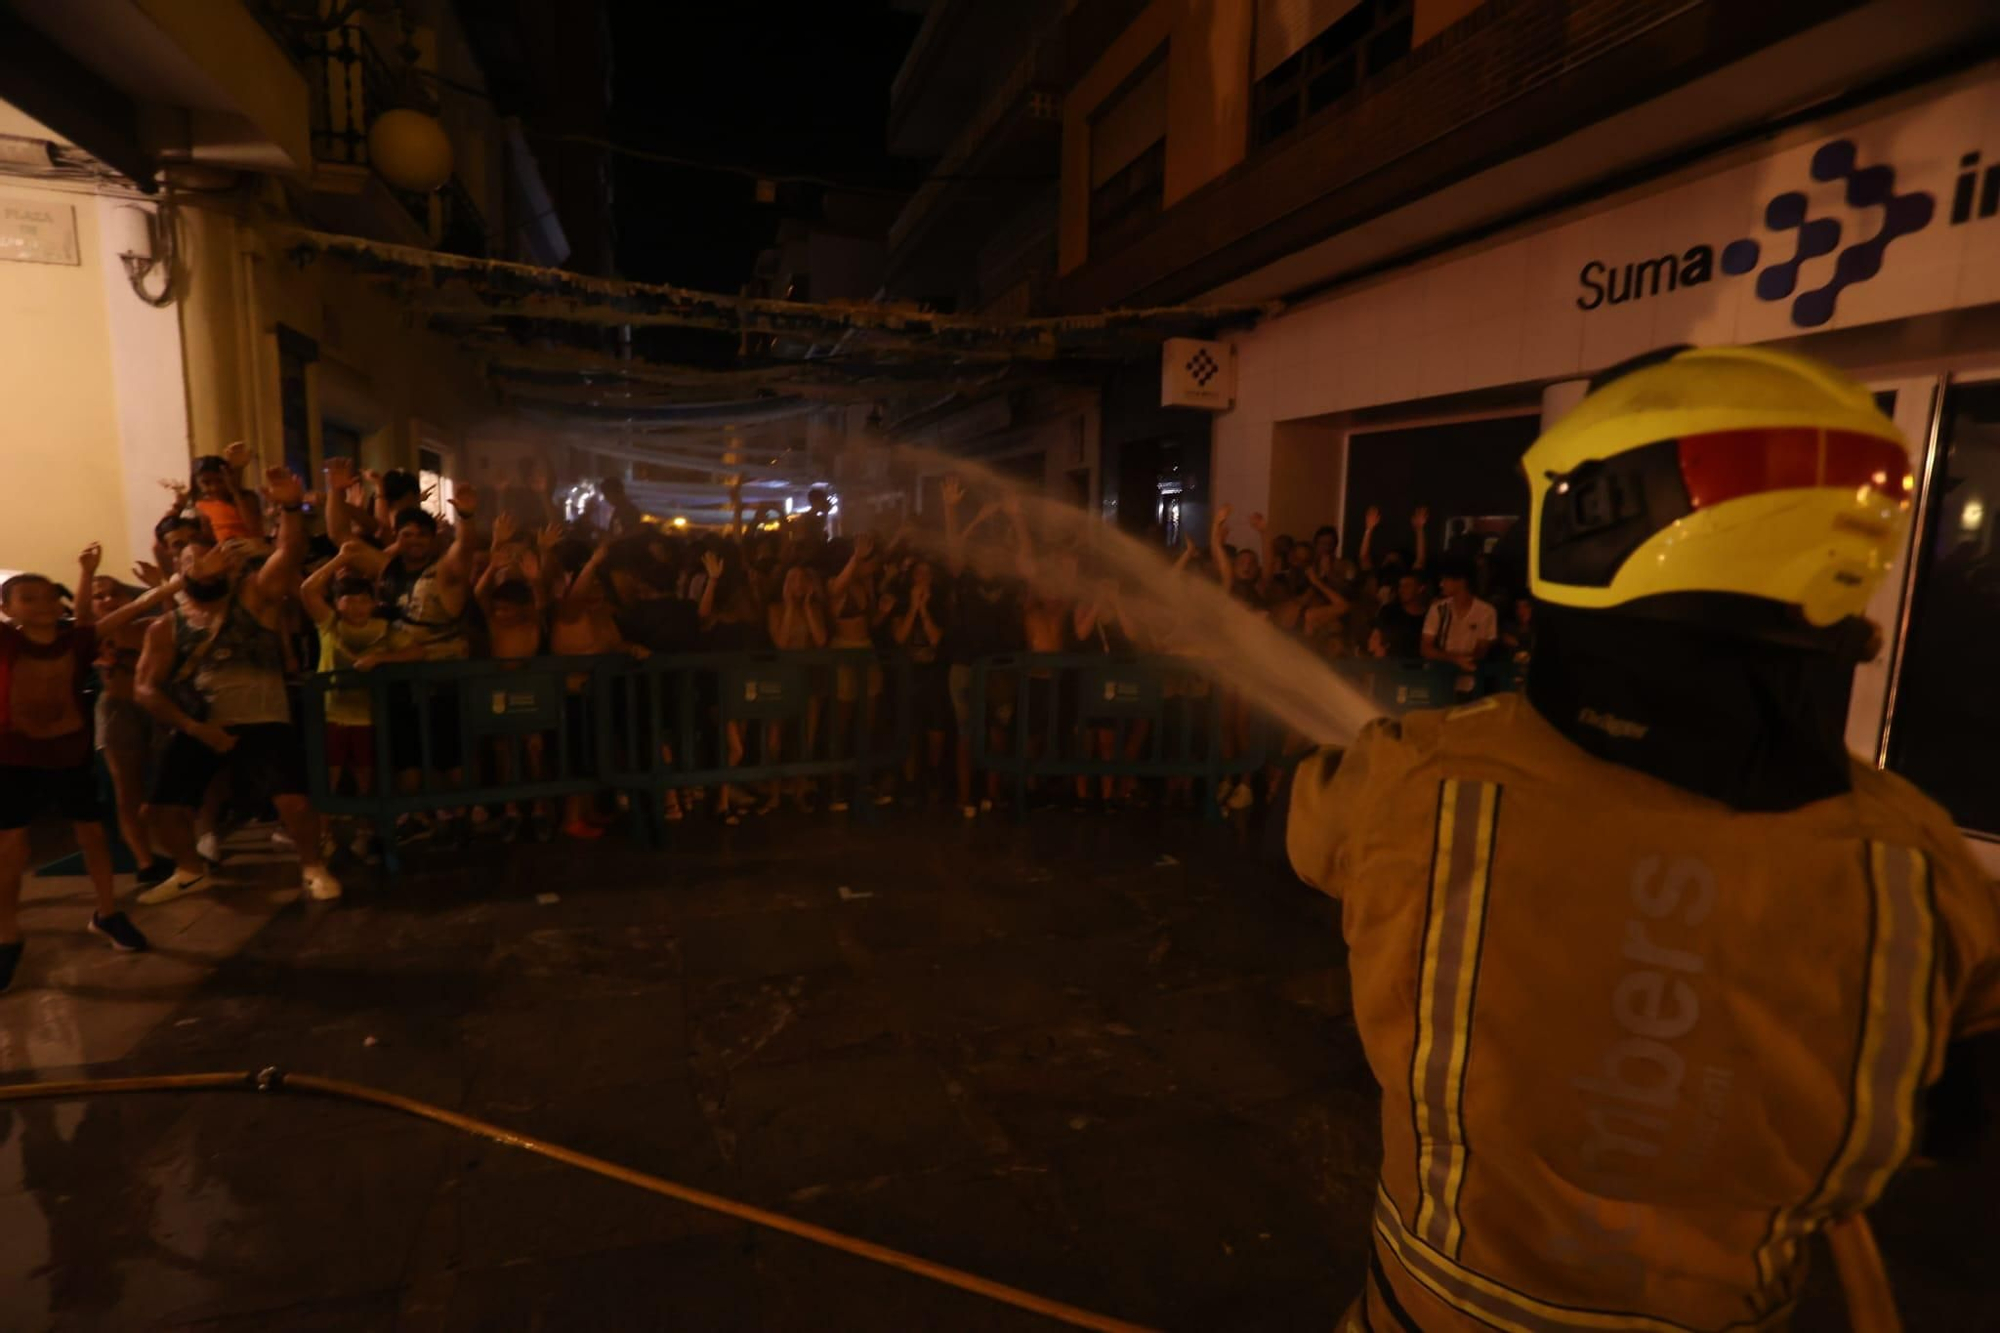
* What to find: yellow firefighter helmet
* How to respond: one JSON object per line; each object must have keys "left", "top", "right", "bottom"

{"left": 1522, "top": 345, "right": 1912, "bottom": 628}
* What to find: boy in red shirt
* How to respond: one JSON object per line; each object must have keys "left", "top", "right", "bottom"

{"left": 1, "top": 544, "right": 152, "bottom": 993}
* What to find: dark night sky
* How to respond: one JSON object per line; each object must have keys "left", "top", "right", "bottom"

{"left": 605, "top": 2, "right": 924, "bottom": 295}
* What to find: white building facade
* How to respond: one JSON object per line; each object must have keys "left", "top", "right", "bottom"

{"left": 1215, "top": 60, "right": 2000, "bottom": 861}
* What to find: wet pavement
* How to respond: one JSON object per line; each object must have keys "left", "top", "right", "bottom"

{"left": 1, "top": 812, "right": 1995, "bottom": 1331}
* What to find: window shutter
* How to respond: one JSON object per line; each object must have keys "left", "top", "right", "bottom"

{"left": 1089, "top": 55, "right": 1168, "bottom": 189}
{"left": 1254, "top": 0, "right": 1363, "bottom": 79}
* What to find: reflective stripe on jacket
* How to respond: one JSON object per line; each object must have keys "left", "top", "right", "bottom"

{"left": 1288, "top": 694, "right": 2000, "bottom": 1330}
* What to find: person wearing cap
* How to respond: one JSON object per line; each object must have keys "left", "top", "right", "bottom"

{"left": 1284, "top": 345, "right": 2000, "bottom": 1330}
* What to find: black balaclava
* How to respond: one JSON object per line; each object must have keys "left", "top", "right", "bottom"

{"left": 1525, "top": 600, "right": 1867, "bottom": 813}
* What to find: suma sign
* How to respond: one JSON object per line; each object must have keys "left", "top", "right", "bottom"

{"left": 1574, "top": 71, "right": 2000, "bottom": 332}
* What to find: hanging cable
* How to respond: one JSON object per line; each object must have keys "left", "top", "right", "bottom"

{"left": 405, "top": 70, "right": 1053, "bottom": 196}
{"left": 522, "top": 130, "right": 1055, "bottom": 195}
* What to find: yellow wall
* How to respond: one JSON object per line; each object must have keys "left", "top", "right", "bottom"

{"left": 1060, "top": 0, "right": 1254, "bottom": 274}
{"left": 177, "top": 203, "right": 258, "bottom": 459}
{"left": 165, "top": 192, "right": 505, "bottom": 492}
{"left": 0, "top": 179, "right": 132, "bottom": 581}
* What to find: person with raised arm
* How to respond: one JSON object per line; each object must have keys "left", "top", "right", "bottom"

{"left": 824, "top": 530, "right": 886, "bottom": 810}
{"left": 765, "top": 563, "right": 829, "bottom": 814}
{"left": 891, "top": 556, "right": 952, "bottom": 805}
{"left": 1012, "top": 493, "right": 1079, "bottom": 805}
{"left": 0, "top": 544, "right": 160, "bottom": 991}
{"left": 548, "top": 532, "right": 629, "bottom": 839}
{"left": 136, "top": 468, "right": 339, "bottom": 905}
{"left": 941, "top": 478, "right": 1016, "bottom": 817}
{"left": 336, "top": 480, "right": 480, "bottom": 841}
{"left": 89, "top": 568, "right": 190, "bottom": 890}
{"left": 188, "top": 441, "right": 263, "bottom": 546}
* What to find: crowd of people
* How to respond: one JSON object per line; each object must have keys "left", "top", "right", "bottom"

{"left": 0, "top": 445, "right": 1530, "bottom": 992}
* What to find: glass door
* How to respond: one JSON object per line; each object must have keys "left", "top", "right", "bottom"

{"left": 1844, "top": 378, "right": 1937, "bottom": 760}
{"left": 1883, "top": 370, "right": 2000, "bottom": 854}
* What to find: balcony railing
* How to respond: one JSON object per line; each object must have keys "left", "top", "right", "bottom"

{"left": 250, "top": 2, "right": 490, "bottom": 258}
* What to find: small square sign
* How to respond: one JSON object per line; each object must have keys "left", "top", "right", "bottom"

{"left": 1161, "top": 338, "right": 1235, "bottom": 410}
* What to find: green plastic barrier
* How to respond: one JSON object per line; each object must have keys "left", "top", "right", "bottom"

{"left": 969, "top": 653, "right": 1270, "bottom": 819}
{"left": 302, "top": 649, "right": 914, "bottom": 873}
{"left": 596, "top": 648, "right": 910, "bottom": 844}
{"left": 1331, "top": 656, "right": 1529, "bottom": 715}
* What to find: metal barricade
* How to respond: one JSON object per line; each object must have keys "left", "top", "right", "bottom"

{"left": 596, "top": 648, "right": 911, "bottom": 843}
{"left": 1332, "top": 657, "right": 1527, "bottom": 714}
{"left": 301, "top": 655, "right": 617, "bottom": 874}
{"left": 302, "top": 650, "right": 913, "bottom": 872}
{"left": 968, "top": 653, "right": 1270, "bottom": 819}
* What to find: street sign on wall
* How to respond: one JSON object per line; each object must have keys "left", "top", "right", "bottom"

{"left": 0, "top": 195, "right": 78, "bottom": 266}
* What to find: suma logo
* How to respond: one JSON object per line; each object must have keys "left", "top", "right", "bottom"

{"left": 1577, "top": 138, "right": 1942, "bottom": 328}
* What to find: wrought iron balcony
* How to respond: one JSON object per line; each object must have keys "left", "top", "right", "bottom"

{"left": 249, "top": 1, "right": 489, "bottom": 258}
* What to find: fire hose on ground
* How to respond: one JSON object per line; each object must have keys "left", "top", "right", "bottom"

{"left": 0, "top": 1070, "right": 1899, "bottom": 1332}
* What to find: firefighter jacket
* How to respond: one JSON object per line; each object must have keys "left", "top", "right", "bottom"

{"left": 1287, "top": 693, "right": 2000, "bottom": 1330}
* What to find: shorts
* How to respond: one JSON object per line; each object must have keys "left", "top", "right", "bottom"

{"left": 149, "top": 723, "right": 309, "bottom": 809}
{"left": 0, "top": 762, "right": 103, "bottom": 829}
{"left": 94, "top": 694, "right": 151, "bottom": 760}
{"left": 388, "top": 683, "right": 463, "bottom": 772}
{"left": 325, "top": 723, "right": 376, "bottom": 773}
{"left": 834, "top": 659, "right": 885, "bottom": 705}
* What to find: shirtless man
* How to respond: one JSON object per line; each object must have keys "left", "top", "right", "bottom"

{"left": 549, "top": 535, "right": 628, "bottom": 838}
{"left": 136, "top": 469, "right": 340, "bottom": 904}
{"left": 1006, "top": 495, "right": 1079, "bottom": 797}
{"left": 1, "top": 546, "right": 163, "bottom": 992}
{"left": 471, "top": 515, "right": 554, "bottom": 841}
{"left": 476, "top": 514, "right": 548, "bottom": 661}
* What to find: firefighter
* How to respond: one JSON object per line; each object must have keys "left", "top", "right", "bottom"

{"left": 1286, "top": 345, "right": 2000, "bottom": 1330}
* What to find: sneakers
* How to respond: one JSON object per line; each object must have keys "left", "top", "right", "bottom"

{"left": 302, "top": 865, "right": 342, "bottom": 902}
{"left": 89, "top": 912, "right": 149, "bottom": 952}
{"left": 270, "top": 827, "right": 296, "bottom": 852}
{"left": 135, "top": 856, "right": 175, "bottom": 888}
{"left": 0, "top": 940, "right": 21, "bottom": 994}
{"left": 137, "top": 868, "right": 210, "bottom": 906}
{"left": 195, "top": 832, "right": 222, "bottom": 863}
